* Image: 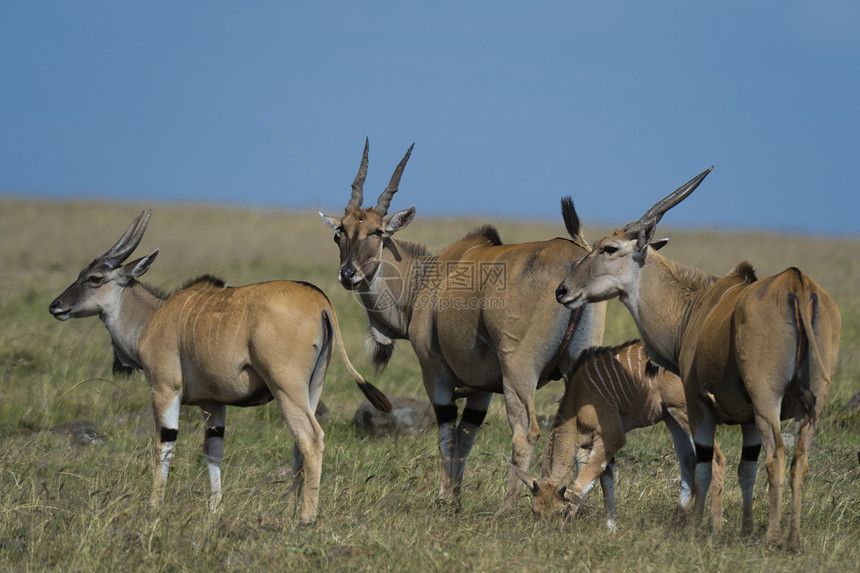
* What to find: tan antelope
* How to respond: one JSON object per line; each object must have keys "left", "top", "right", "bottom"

{"left": 555, "top": 169, "right": 841, "bottom": 548}
{"left": 512, "top": 340, "right": 726, "bottom": 531}
{"left": 320, "top": 140, "right": 606, "bottom": 513}
{"left": 49, "top": 211, "right": 391, "bottom": 524}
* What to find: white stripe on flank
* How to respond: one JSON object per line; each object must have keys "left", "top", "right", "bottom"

{"left": 600, "top": 357, "right": 623, "bottom": 404}
{"left": 586, "top": 360, "right": 611, "bottom": 403}
{"left": 177, "top": 290, "right": 200, "bottom": 347}
{"left": 192, "top": 288, "right": 220, "bottom": 363}
{"left": 180, "top": 288, "right": 209, "bottom": 348}
{"left": 608, "top": 356, "right": 631, "bottom": 405}
{"left": 624, "top": 347, "right": 635, "bottom": 379}
{"left": 231, "top": 311, "right": 246, "bottom": 349}
{"left": 594, "top": 357, "right": 620, "bottom": 405}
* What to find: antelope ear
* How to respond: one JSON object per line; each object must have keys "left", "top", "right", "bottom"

{"left": 632, "top": 224, "right": 656, "bottom": 262}
{"left": 508, "top": 458, "right": 540, "bottom": 494}
{"left": 319, "top": 212, "right": 341, "bottom": 230}
{"left": 384, "top": 205, "right": 416, "bottom": 235}
{"left": 650, "top": 237, "right": 669, "bottom": 251}
{"left": 120, "top": 250, "right": 158, "bottom": 281}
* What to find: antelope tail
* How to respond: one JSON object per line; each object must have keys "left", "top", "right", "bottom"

{"left": 560, "top": 196, "right": 587, "bottom": 247}
{"left": 322, "top": 308, "right": 393, "bottom": 412}
{"left": 791, "top": 276, "right": 829, "bottom": 422}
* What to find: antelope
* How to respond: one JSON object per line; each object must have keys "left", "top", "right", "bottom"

{"left": 320, "top": 140, "right": 606, "bottom": 513}
{"left": 555, "top": 168, "right": 841, "bottom": 548}
{"left": 49, "top": 211, "right": 391, "bottom": 524}
{"left": 512, "top": 340, "right": 726, "bottom": 531}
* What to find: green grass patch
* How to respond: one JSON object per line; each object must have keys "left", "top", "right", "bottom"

{"left": 1, "top": 198, "right": 858, "bottom": 571}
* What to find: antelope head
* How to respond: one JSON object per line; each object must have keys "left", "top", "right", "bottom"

{"left": 320, "top": 139, "right": 415, "bottom": 290}
{"left": 509, "top": 461, "right": 584, "bottom": 517}
{"left": 49, "top": 211, "right": 158, "bottom": 321}
{"left": 555, "top": 167, "right": 712, "bottom": 309}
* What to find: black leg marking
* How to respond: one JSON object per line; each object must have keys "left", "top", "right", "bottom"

{"left": 160, "top": 427, "right": 178, "bottom": 443}
{"left": 695, "top": 443, "right": 715, "bottom": 464}
{"left": 741, "top": 444, "right": 761, "bottom": 462}
{"left": 205, "top": 426, "right": 225, "bottom": 439}
{"left": 433, "top": 404, "right": 458, "bottom": 426}
{"left": 459, "top": 407, "right": 487, "bottom": 428}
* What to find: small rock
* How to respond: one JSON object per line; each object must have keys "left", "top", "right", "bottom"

{"left": 352, "top": 396, "right": 435, "bottom": 436}
{"left": 315, "top": 400, "right": 330, "bottom": 425}
{"left": 50, "top": 419, "right": 107, "bottom": 446}
{"left": 843, "top": 390, "right": 860, "bottom": 412}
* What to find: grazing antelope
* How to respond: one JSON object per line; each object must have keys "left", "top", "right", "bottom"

{"left": 49, "top": 211, "right": 391, "bottom": 524}
{"left": 555, "top": 169, "right": 841, "bottom": 548}
{"left": 320, "top": 140, "right": 606, "bottom": 513}
{"left": 512, "top": 340, "right": 726, "bottom": 531}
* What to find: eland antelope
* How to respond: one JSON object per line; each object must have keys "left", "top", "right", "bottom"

{"left": 49, "top": 211, "right": 391, "bottom": 524}
{"left": 513, "top": 340, "right": 726, "bottom": 531}
{"left": 320, "top": 140, "right": 606, "bottom": 513}
{"left": 555, "top": 169, "right": 841, "bottom": 548}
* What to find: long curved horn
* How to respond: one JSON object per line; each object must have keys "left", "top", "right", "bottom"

{"left": 374, "top": 144, "right": 414, "bottom": 216}
{"left": 101, "top": 210, "right": 152, "bottom": 267}
{"left": 625, "top": 166, "right": 713, "bottom": 235}
{"left": 348, "top": 138, "right": 370, "bottom": 209}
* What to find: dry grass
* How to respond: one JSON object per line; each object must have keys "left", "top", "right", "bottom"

{"left": 1, "top": 197, "right": 859, "bottom": 571}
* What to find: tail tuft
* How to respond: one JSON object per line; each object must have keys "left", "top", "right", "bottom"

{"left": 799, "top": 387, "right": 817, "bottom": 424}
{"left": 360, "top": 381, "right": 393, "bottom": 412}
{"left": 322, "top": 307, "right": 393, "bottom": 413}
{"left": 561, "top": 196, "right": 582, "bottom": 241}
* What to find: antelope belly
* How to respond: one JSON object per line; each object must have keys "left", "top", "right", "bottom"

{"left": 182, "top": 366, "right": 274, "bottom": 407}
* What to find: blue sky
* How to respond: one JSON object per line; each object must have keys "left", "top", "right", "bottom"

{"left": 2, "top": 2, "right": 858, "bottom": 236}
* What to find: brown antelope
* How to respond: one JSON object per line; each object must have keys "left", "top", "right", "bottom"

{"left": 320, "top": 140, "right": 606, "bottom": 513}
{"left": 49, "top": 211, "right": 391, "bottom": 524}
{"left": 555, "top": 169, "right": 841, "bottom": 548}
{"left": 512, "top": 340, "right": 726, "bottom": 531}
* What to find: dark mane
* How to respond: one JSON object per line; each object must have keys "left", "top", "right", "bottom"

{"left": 733, "top": 260, "right": 757, "bottom": 283}
{"left": 463, "top": 225, "right": 503, "bottom": 246}
{"left": 130, "top": 274, "right": 227, "bottom": 301}
{"left": 395, "top": 239, "right": 431, "bottom": 257}
{"left": 178, "top": 274, "right": 227, "bottom": 291}
{"left": 568, "top": 339, "right": 641, "bottom": 375}
{"left": 391, "top": 225, "right": 501, "bottom": 260}
{"left": 568, "top": 339, "right": 664, "bottom": 380}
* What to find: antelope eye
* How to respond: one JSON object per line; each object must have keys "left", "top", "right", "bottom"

{"left": 601, "top": 245, "right": 618, "bottom": 255}
{"left": 333, "top": 228, "right": 343, "bottom": 244}
{"left": 86, "top": 275, "right": 103, "bottom": 285}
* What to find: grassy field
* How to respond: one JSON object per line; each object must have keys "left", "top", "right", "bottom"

{"left": 1, "top": 197, "right": 858, "bottom": 572}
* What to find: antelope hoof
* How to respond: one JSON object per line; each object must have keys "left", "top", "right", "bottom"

{"left": 434, "top": 493, "right": 462, "bottom": 513}
{"left": 765, "top": 531, "right": 782, "bottom": 547}
{"left": 786, "top": 533, "right": 802, "bottom": 553}
{"left": 298, "top": 514, "right": 317, "bottom": 526}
